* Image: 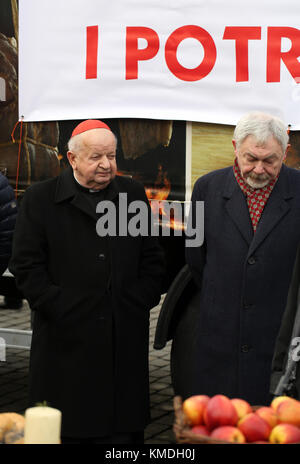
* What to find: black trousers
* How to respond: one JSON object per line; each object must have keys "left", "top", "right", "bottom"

{"left": 61, "top": 430, "right": 144, "bottom": 444}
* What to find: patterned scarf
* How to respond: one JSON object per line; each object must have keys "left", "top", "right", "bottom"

{"left": 233, "top": 158, "right": 278, "bottom": 232}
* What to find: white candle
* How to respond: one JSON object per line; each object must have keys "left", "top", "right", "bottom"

{"left": 24, "top": 406, "right": 62, "bottom": 444}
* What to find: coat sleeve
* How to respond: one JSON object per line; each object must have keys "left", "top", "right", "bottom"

{"left": 0, "top": 174, "right": 17, "bottom": 276}
{"left": 154, "top": 264, "right": 196, "bottom": 349}
{"left": 154, "top": 177, "right": 206, "bottom": 350}
{"left": 9, "top": 185, "right": 61, "bottom": 319}
{"left": 270, "top": 244, "right": 300, "bottom": 394}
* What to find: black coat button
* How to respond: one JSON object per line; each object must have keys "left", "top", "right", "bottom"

{"left": 248, "top": 256, "right": 256, "bottom": 265}
{"left": 244, "top": 303, "right": 254, "bottom": 310}
{"left": 241, "top": 344, "right": 251, "bottom": 352}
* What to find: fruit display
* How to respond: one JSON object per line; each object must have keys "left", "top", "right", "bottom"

{"left": 0, "top": 412, "right": 25, "bottom": 444}
{"left": 173, "top": 394, "right": 300, "bottom": 444}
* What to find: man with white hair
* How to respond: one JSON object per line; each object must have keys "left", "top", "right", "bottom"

{"left": 156, "top": 112, "right": 300, "bottom": 406}
{"left": 9, "top": 120, "right": 165, "bottom": 444}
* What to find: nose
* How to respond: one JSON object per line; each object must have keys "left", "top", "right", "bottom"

{"left": 99, "top": 155, "right": 110, "bottom": 169}
{"left": 253, "top": 161, "right": 265, "bottom": 175}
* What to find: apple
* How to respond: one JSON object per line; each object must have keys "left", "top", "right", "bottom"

{"left": 231, "top": 398, "right": 252, "bottom": 420}
{"left": 182, "top": 395, "right": 210, "bottom": 426}
{"left": 255, "top": 407, "right": 277, "bottom": 429}
{"left": 238, "top": 413, "right": 271, "bottom": 443}
{"left": 276, "top": 399, "right": 300, "bottom": 427}
{"left": 270, "top": 396, "right": 291, "bottom": 412}
{"left": 210, "top": 426, "right": 246, "bottom": 443}
{"left": 269, "top": 423, "right": 300, "bottom": 444}
{"left": 203, "top": 394, "right": 238, "bottom": 430}
{"left": 191, "top": 425, "right": 210, "bottom": 436}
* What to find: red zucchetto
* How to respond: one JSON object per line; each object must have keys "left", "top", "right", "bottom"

{"left": 71, "top": 120, "right": 111, "bottom": 137}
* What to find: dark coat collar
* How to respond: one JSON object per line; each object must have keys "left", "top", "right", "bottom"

{"left": 222, "top": 164, "right": 293, "bottom": 253}
{"left": 54, "top": 166, "right": 120, "bottom": 204}
{"left": 54, "top": 166, "right": 120, "bottom": 220}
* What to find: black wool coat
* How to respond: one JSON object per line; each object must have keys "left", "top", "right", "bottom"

{"left": 155, "top": 164, "right": 300, "bottom": 406}
{"left": 9, "top": 167, "right": 165, "bottom": 438}
{"left": 0, "top": 173, "right": 17, "bottom": 276}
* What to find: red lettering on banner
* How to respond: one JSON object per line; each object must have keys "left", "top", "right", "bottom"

{"left": 223, "top": 27, "right": 261, "bottom": 82}
{"left": 267, "top": 27, "right": 300, "bottom": 82}
{"left": 86, "top": 26, "right": 98, "bottom": 79}
{"left": 126, "top": 27, "right": 160, "bottom": 79}
{"left": 85, "top": 24, "right": 300, "bottom": 84}
{"left": 165, "top": 25, "right": 216, "bottom": 81}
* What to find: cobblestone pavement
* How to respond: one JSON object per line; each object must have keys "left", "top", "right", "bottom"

{"left": 0, "top": 296, "right": 176, "bottom": 444}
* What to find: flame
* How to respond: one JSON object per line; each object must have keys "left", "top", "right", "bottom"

{"left": 145, "top": 165, "right": 184, "bottom": 231}
{"left": 145, "top": 164, "right": 171, "bottom": 200}
{"left": 150, "top": 200, "right": 185, "bottom": 231}
{"left": 117, "top": 166, "right": 185, "bottom": 231}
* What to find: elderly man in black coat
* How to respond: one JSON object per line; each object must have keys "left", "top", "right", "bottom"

{"left": 9, "top": 120, "right": 165, "bottom": 444}
{"left": 155, "top": 112, "right": 300, "bottom": 407}
{"left": 0, "top": 172, "right": 17, "bottom": 276}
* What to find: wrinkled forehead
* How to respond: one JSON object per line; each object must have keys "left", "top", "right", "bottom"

{"left": 81, "top": 128, "right": 115, "bottom": 145}
{"left": 77, "top": 128, "right": 117, "bottom": 153}
{"left": 238, "top": 135, "right": 285, "bottom": 156}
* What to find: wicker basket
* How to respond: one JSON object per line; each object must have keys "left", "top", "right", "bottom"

{"left": 173, "top": 396, "right": 265, "bottom": 444}
{"left": 173, "top": 396, "right": 300, "bottom": 444}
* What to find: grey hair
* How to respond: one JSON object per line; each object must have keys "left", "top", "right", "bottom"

{"left": 67, "top": 133, "right": 83, "bottom": 153}
{"left": 233, "top": 112, "right": 289, "bottom": 152}
{"left": 67, "top": 129, "right": 118, "bottom": 154}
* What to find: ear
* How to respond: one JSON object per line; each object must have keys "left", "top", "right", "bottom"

{"left": 232, "top": 139, "right": 238, "bottom": 155}
{"left": 67, "top": 151, "right": 77, "bottom": 169}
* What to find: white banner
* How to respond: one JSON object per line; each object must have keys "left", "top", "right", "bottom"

{"left": 19, "top": 0, "right": 300, "bottom": 128}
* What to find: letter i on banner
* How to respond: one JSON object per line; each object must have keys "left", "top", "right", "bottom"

{"left": 86, "top": 26, "right": 98, "bottom": 79}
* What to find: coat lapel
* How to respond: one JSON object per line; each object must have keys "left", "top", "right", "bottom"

{"left": 223, "top": 168, "right": 253, "bottom": 246}
{"left": 247, "top": 164, "right": 292, "bottom": 257}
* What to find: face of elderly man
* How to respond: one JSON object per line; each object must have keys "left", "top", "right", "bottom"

{"left": 67, "top": 128, "right": 117, "bottom": 190}
{"left": 232, "top": 135, "right": 288, "bottom": 189}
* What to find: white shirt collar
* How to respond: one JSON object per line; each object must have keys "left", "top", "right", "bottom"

{"left": 73, "top": 172, "right": 100, "bottom": 193}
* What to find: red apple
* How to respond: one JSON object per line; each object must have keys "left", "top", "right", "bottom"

{"left": 269, "top": 423, "right": 300, "bottom": 444}
{"left": 210, "top": 426, "right": 246, "bottom": 443}
{"left": 238, "top": 413, "right": 271, "bottom": 443}
{"left": 182, "top": 395, "right": 210, "bottom": 426}
{"left": 191, "top": 425, "right": 210, "bottom": 436}
{"left": 203, "top": 394, "right": 238, "bottom": 431}
{"left": 276, "top": 399, "right": 300, "bottom": 427}
{"left": 270, "top": 396, "right": 291, "bottom": 412}
{"left": 231, "top": 398, "right": 252, "bottom": 420}
{"left": 255, "top": 407, "right": 277, "bottom": 429}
